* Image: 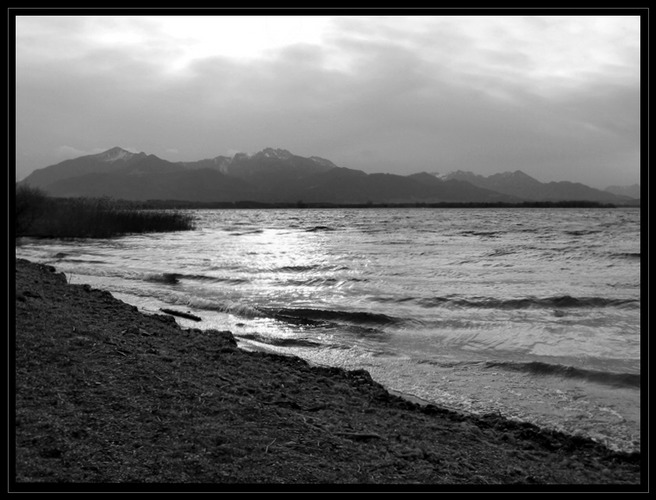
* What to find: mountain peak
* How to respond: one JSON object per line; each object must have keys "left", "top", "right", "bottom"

{"left": 94, "top": 147, "right": 141, "bottom": 163}
{"left": 433, "top": 170, "right": 482, "bottom": 181}
{"left": 232, "top": 152, "right": 250, "bottom": 161}
{"left": 489, "top": 170, "right": 536, "bottom": 180}
{"left": 254, "top": 148, "right": 294, "bottom": 160}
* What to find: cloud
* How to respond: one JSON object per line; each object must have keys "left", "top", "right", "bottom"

{"left": 14, "top": 14, "right": 641, "bottom": 188}
{"left": 52, "top": 145, "right": 96, "bottom": 160}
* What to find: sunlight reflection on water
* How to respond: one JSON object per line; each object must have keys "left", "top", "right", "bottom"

{"left": 16, "top": 207, "right": 641, "bottom": 452}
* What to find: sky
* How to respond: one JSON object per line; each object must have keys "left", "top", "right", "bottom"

{"left": 14, "top": 12, "right": 642, "bottom": 188}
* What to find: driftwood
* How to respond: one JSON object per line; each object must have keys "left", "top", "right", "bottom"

{"left": 159, "top": 308, "right": 202, "bottom": 322}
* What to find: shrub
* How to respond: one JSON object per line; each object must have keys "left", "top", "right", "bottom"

{"left": 15, "top": 189, "right": 195, "bottom": 238}
{"left": 15, "top": 184, "right": 50, "bottom": 236}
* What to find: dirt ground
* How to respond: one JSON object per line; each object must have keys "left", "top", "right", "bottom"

{"left": 12, "top": 258, "right": 644, "bottom": 491}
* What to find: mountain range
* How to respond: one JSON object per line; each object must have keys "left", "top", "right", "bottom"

{"left": 19, "top": 147, "right": 640, "bottom": 205}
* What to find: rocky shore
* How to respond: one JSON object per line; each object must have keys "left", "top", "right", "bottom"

{"left": 12, "top": 258, "right": 643, "bottom": 490}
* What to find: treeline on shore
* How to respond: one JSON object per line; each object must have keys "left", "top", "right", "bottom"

{"left": 14, "top": 184, "right": 625, "bottom": 238}
{"left": 15, "top": 185, "right": 195, "bottom": 238}
{"left": 125, "top": 199, "right": 620, "bottom": 210}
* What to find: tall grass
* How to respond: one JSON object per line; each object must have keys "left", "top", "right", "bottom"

{"left": 15, "top": 184, "right": 49, "bottom": 235}
{"left": 15, "top": 185, "right": 195, "bottom": 238}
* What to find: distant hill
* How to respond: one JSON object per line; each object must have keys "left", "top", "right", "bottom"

{"left": 435, "top": 170, "right": 636, "bottom": 205}
{"left": 19, "top": 147, "right": 633, "bottom": 205}
{"left": 604, "top": 184, "right": 640, "bottom": 200}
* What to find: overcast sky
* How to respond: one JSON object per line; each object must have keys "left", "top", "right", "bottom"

{"left": 14, "top": 13, "right": 641, "bottom": 188}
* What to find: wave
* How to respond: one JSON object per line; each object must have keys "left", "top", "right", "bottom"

{"left": 143, "top": 272, "right": 250, "bottom": 285}
{"left": 238, "top": 333, "right": 324, "bottom": 348}
{"left": 182, "top": 273, "right": 250, "bottom": 285}
{"left": 155, "top": 295, "right": 399, "bottom": 329}
{"left": 273, "top": 264, "right": 353, "bottom": 275}
{"left": 276, "top": 265, "right": 320, "bottom": 272}
{"left": 227, "top": 229, "right": 264, "bottom": 236}
{"left": 260, "top": 307, "right": 402, "bottom": 327}
{"left": 416, "top": 295, "right": 639, "bottom": 310}
{"left": 144, "top": 273, "right": 182, "bottom": 284}
{"left": 484, "top": 360, "right": 640, "bottom": 389}
{"left": 281, "top": 276, "right": 367, "bottom": 287}
{"left": 157, "top": 298, "right": 397, "bottom": 329}
{"left": 198, "top": 276, "right": 249, "bottom": 285}
{"left": 486, "top": 248, "right": 517, "bottom": 257}
{"left": 459, "top": 230, "right": 502, "bottom": 238}
{"left": 168, "top": 297, "right": 266, "bottom": 319}
{"left": 283, "top": 277, "right": 339, "bottom": 287}
{"left": 609, "top": 252, "right": 640, "bottom": 260}
{"left": 564, "top": 229, "right": 603, "bottom": 236}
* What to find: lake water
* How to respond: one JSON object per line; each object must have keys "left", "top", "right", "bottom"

{"left": 15, "top": 207, "right": 642, "bottom": 453}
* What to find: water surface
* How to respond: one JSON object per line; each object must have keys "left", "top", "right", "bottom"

{"left": 16, "top": 207, "right": 641, "bottom": 452}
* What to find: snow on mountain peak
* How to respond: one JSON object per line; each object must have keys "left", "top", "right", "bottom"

{"left": 257, "top": 148, "right": 293, "bottom": 160}
{"left": 432, "top": 170, "right": 480, "bottom": 181}
{"left": 97, "top": 147, "right": 138, "bottom": 162}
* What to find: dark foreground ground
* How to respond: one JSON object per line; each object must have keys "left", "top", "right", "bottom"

{"left": 12, "top": 258, "right": 644, "bottom": 491}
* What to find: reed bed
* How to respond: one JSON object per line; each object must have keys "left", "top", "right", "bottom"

{"left": 15, "top": 185, "right": 195, "bottom": 238}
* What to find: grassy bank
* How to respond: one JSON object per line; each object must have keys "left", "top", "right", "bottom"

{"left": 15, "top": 185, "right": 195, "bottom": 238}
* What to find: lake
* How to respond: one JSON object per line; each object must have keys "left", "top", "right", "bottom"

{"left": 15, "top": 207, "right": 641, "bottom": 453}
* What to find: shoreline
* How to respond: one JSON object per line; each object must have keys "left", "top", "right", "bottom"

{"left": 108, "top": 289, "right": 641, "bottom": 457}
{"left": 13, "top": 258, "right": 643, "bottom": 488}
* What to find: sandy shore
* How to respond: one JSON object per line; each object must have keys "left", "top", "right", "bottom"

{"left": 12, "top": 258, "right": 643, "bottom": 490}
